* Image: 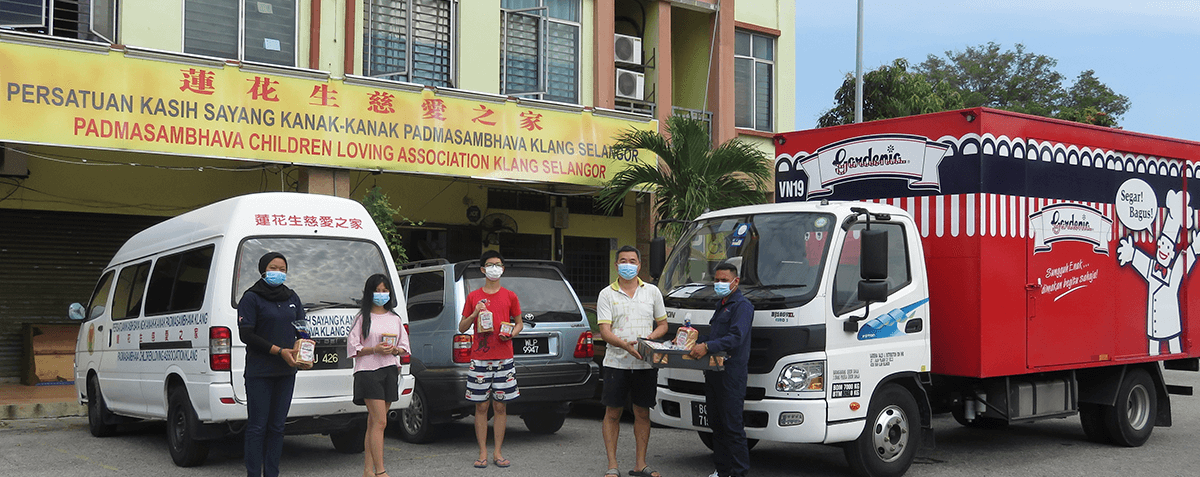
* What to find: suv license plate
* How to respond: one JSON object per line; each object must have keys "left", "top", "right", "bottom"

{"left": 692, "top": 401, "right": 710, "bottom": 428}
{"left": 309, "top": 347, "right": 344, "bottom": 370}
{"left": 514, "top": 337, "right": 549, "bottom": 355}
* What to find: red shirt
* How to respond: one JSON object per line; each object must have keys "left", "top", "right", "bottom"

{"left": 461, "top": 287, "right": 521, "bottom": 360}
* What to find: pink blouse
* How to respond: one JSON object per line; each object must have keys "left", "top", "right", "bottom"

{"left": 347, "top": 311, "right": 409, "bottom": 373}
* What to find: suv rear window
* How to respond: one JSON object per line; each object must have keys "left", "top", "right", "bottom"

{"left": 463, "top": 267, "right": 582, "bottom": 322}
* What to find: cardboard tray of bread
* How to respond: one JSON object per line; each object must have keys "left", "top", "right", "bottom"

{"left": 636, "top": 338, "right": 726, "bottom": 371}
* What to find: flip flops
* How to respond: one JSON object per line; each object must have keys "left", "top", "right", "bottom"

{"left": 628, "top": 466, "right": 661, "bottom": 477}
{"left": 605, "top": 469, "right": 621, "bottom": 477}
{"left": 493, "top": 458, "right": 511, "bottom": 468}
{"left": 473, "top": 459, "right": 488, "bottom": 468}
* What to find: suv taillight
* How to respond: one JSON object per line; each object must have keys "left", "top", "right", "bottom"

{"left": 401, "top": 324, "right": 411, "bottom": 365}
{"left": 574, "top": 331, "right": 594, "bottom": 358}
{"left": 210, "top": 327, "right": 231, "bottom": 371}
{"left": 452, "top": 334, "right": 472, "bottom": 363}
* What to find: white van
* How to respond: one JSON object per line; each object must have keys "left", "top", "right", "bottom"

{"left": 70, "top": 192, "right": 414, "bottom": 467}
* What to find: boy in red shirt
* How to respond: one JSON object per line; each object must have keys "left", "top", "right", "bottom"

{"left": 458, "top": 250, "right": 523, "bottom": 469}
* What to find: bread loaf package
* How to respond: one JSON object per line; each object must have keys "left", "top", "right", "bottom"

{"left": 672, "top": 323, "right": 698, "bottom": 350}
{"left": 477, "top": 310, "right": 494, "bottom": 333}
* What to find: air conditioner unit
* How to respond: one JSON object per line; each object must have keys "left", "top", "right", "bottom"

{"left": 614, "top": 33, "right": 642, "bottom": 65}
{"left": 615, "top": 68, "right": 645, "bottom": 101}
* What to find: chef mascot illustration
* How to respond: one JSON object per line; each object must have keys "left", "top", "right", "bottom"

{"left": 1117, "top": 189, "right": 1196, "bottom": 355}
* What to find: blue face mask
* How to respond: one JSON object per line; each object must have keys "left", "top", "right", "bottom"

{"left": 617, "top": 263, "right": 638, "bottom": 280}
{"left": 263, "top": 271, "right": 286, "bottom": 286}
{"left": 713, "top": 281, "right": 732, "bottom": 297}
{"left": 373, "top": 292, "right": 390, "bottom": 306}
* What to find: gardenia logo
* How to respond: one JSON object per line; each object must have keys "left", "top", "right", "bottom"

{"left": 1049, "top": 211, "right": 1094, "bottom": 235}
{"left": 832, "top": 144, "right": 908, "bottom": 176}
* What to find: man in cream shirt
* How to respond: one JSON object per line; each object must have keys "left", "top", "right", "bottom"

{"left": 597, "top": 245, "right": 668, "bottom": 477}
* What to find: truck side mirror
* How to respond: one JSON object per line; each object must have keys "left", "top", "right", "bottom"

{"left": 649, "top": 236, "right": 666, "bottom": 281}
{"left": 845, "top": 228, "right": 889, "bottom": 332}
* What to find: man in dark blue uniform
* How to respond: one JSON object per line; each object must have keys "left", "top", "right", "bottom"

{"left": 689, "top": 261, "right": 753, "bottom": 477}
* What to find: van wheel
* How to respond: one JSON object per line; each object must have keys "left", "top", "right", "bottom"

{"left": 1104, "top": 368, "right": 1156, "bottom": 447}
{"left": 167, "top": 386, "right": 209, "bottom": 467}
{"left": 522, "top": 411, "right": 566, "bottom": 434}
{"left": 844, "top": 384, "right": 920, "bottom": 477}
{"left": 87, "top": 377, "right": 117, "bottom": 437}
{"left": 697, "top": 431, "right": 759, "bottom": 451}
{"left": 330, "top": 418, "right": 367, "bottom": 453}
{"left": 1078, "top": 403, "right": 1110, "bottom": 443}
{"left": 398, "top": 385, "right": 435, "bottom": 443}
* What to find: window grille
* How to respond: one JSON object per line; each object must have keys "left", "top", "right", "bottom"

{"left": 734, "top": 30, "right": 774, "bottom": 131}
{"left": 183, "top": 0, "right": 296, "bottom": 67}
{"left": 500, "top": 0, "right": 579, "bottom": 104}
{"left": 0, "top": 0, "right": 117, "bottom": 43}
{"left": 363, "top": 0, "right": 454, "bottom": 87}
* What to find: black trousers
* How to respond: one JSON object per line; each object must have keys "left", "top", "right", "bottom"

{"left": 244, "top": 374, "right": 295, "bottom": 477}
{"left": 705, "top": 368, "right": 749, "bottom": 477}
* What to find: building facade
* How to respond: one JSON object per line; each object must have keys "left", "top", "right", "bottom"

{"left": 0, "top": 0, "right": 794, "bottom": 381}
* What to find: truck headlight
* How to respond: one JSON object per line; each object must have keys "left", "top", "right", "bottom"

{"left": 776, "top": 361, "right": 824, "bottom": 393}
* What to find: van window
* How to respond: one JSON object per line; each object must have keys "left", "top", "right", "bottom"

{"left": 86, "top": 271, "right": 116, "bottom": 320}
{"left": 145, "top": 245, "right": 215, "bottom": 316}
{"left": 234, "top": 237, "right": 389, "bottom": 308}
{"left": 831, "top": 223, "right": 911, "bottom": 315}
{"left": 405, "top": 271, "right": 445, "bottom": 322}
{"left": 464, "top": 267, "right": 581, "bottom": 322}
{"left": 112, "top": 261, "right": 151, "bottom": 320}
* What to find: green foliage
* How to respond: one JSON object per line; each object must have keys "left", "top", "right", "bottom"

{"left": 595, "top": 115, "right": 771, "bottom": 242}
{"left": 819, "top": 43, "right": 1131, "bottom": 128}
{"left": 818, "top": 59, "right": 964, "bottom": 127}
{"left": 360, "top": 186, "right": 413, "bottom": 263}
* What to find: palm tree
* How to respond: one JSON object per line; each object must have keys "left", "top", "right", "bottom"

{"left": 596, "top": 115, "right": 772, "bottom": 241}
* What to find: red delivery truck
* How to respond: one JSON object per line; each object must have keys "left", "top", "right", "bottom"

{"left": 646, "top": 108, "right": 1200, "bottom": 477}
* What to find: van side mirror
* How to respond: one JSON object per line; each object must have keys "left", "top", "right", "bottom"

{"left": 68, "top": 303, "right": 85, "bottom": 321}
{"left": 845, "top": 229, "right": 889, "bottom": 332}
{"left": 649, "top": 236, "right": 666, "bottom": 281}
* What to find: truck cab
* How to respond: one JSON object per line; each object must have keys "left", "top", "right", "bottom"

{"left": 649, "top": 201, "right": 933, "bottom": 477}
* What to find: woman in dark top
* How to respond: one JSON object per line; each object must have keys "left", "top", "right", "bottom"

{"left": 238, "top": 252, "right": 307, "bottom": 477}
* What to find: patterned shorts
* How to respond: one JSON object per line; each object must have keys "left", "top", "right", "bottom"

{"left": 465, "top": 358, "right": 520, "bottom": 402}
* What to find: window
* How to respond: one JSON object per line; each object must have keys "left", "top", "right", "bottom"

{"left": 363, "top": 0, "right": 454, "bottom": 87}
{"left": 85, "top": 271, "right": 115, "bottom": 321}
{"left": 831, "top": 223, "right": 911, "bottom": 315}
{"left": 734, "top": 30, "right": 774, "bottom": 131}
{"left": 404, "top": 271, "right": 445, "bottom": 321}
{"left": 184, "top": 0, "right": 296, "bottom": 67}
{"left": 145, "top": 245, "right": 215, "bottom": 316}
{"left": 500, "top": 0, "right": 579, "bottom": 104}
{"left": 464, "top": 265, "right": 581, "bottom": 322}
{"left": 111, "top": 261, "right": 151, "bottom": 320}
{"left": 0, "top": 0, "right": 117, "bottom": 43}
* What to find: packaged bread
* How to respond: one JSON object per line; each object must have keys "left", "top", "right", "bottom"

{"left": 672, "top": 322, "right": 698, "bottom": 349}
{"left": 478, "top": 309, "right": 494, "bottom": 333}
{"left": 498, "top": 321, "right": 514, "bottom": 339}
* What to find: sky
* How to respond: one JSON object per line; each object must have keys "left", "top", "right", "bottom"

{"left": 793, "top": 1, "right": 1200, "bottom": 141}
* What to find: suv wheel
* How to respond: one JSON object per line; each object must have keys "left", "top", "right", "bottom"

{"left": 522, "top": 411, "right": 566, "bottom": 434}
{"left": 399, "top": 384, "right": 435, "bottom": 443}
{"left": 330, "top": 418, "right": 366, "bottom": 453}
{"left": 167, "top": 386, "right": 210, "bottom": 467}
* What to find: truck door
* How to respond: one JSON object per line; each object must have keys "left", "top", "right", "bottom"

{"left": 827, "top": 220, "right": 929, "bottom": 417}
{"left": 1026, "top": 201, "right": 1115, "bottom": 367}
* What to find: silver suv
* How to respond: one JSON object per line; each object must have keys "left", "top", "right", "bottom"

{"left": 392, "top": 259, "right": 599, "bottom": 443}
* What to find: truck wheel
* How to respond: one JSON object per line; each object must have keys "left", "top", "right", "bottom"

{"left": 1104, "top": 368, "right": 1156, "bottom": 447}
{"left": 1078, "top": 403, "right": 1110, "bottom": 443}
{"left": 167, "top": 386, "right": 209, "bottom": 467}
{"left": 398, "top": 385, "right": 436, "bottom": 443}
{"left": 697, "top": 431, "right": 759, "bottom": 451}
{"left": 844, "top": 384, "right": 920, "bottom": 477}
{"left": 87, "top": 377, "right": 118, "bottom": 438}
{"left": 330, "top": 419, "right": 366, "bottom": 453}
{"left": 522, "top": 411, "right": 567, "bottom": 434}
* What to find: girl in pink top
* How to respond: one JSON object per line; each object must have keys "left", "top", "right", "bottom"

{"left": 347, "top": 274, "right": 409, "bottom": 477}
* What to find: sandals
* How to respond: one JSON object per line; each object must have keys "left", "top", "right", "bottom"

{"left": 493, "top": 457, "right": 511, "bottom": 468}
{"left": 605, "top": 469, "right": 621, "bottom": 476}
{"left": 628, "top": 466, "right": 661, "bottom": 477}
{"left": 473, "top": 459, "right": 488, "bottom": 468}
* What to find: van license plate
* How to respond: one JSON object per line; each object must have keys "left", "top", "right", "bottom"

{"left": 310, "top": 347, "right": 344, "bottom": 370}
{"left": 692, "top": 401, "right": 710, "bottom": 428}
{"left": 514, "top": 337, "right": 548, "bottom": 355}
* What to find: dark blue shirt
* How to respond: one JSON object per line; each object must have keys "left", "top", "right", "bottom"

{"left": 702, "top": 289, "right": 754, "bottom": 372}
{"left": 238, "top": 290, "right": 304, "bottom": 378}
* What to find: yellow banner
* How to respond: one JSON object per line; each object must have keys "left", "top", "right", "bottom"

{"left": 0, "top": 39, "right": 656, "bottom": 186}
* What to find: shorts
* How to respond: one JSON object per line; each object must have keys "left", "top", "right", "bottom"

{"left": 601, "top": 366, "right": 658, "bottom": 409}
{"left": 353, "top": 365, "right": 399, "bottom": 406}
{"left": 466, "top": 358, "right": 520, "bottom": 402}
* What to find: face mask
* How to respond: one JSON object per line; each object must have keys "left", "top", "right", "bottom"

{"left": 373, "top": 292, "right": 390, "bottom": 306}
{"left": 617, "top": 263, "right": 638, "bottom": 280}
{"left": 263, "top": 271, "right": 286, "bottom": 286}
{"left": 713, "top": 281, "right": 731, "bottom": 297}
{"left": 484, "top": 265, "right": 504, "bottom": 281}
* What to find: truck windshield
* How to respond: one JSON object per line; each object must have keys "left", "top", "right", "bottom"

{"left": 233, "top": 237, "right": 389, "bottom": 309}
{"left": 659, "top": 212, "right": 834, "bottom": 309}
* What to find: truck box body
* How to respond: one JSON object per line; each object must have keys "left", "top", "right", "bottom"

{"left": 774, "top": 107, "right": 1200, "bottom": 379}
